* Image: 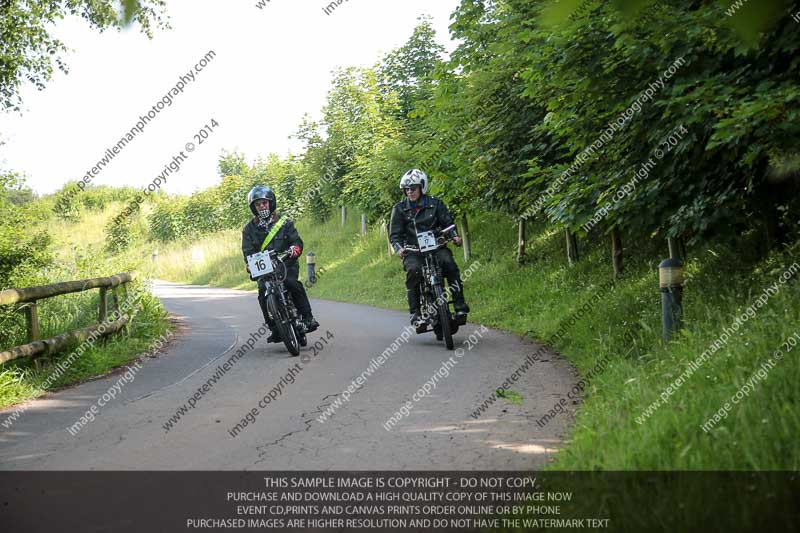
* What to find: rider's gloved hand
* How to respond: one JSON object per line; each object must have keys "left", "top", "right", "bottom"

{"left": 288, "top": 245, "right": 302, "bottom": 259}
{"left": 393, "top": 242, "right": 406, "bottom": 258}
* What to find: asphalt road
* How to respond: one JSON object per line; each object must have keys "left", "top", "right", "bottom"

{"left": 0, "top": 281, "right": 577, "bottom": 470}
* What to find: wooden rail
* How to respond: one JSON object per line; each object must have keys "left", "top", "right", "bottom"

{"left": 0, "top": 273, "right": 135, "bottom": 365}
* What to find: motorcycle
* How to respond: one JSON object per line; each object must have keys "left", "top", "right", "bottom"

{"left": 246, "top": 248, "right": 307, "bottom": 356}
{"left": 403, "top": 224, "right": 467, "bottom": 350}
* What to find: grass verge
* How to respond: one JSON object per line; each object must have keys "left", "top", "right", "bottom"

{"left": 152, "top": 211, "right": 800, "bottom": 470}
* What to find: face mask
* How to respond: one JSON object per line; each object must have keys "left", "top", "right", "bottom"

{"left": 257, "top": 206, "right": 272, "bottom": 227}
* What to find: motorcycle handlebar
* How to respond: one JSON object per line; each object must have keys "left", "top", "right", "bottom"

{"left": 268, "top": 249, "right": 291, "bottom": 261}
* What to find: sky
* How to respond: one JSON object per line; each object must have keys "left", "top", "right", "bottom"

{"left": 0, "top": 0, "right": 461, "bottom": 196}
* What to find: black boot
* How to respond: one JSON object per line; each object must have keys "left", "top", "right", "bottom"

{"left": 267, "top": 328, "right": 282, "bottom": 343}
{"left": 408, "top": 283, "right": 422, "bottom": 319}
{"left": 407, "top": 285, "right": 422, "bottom": 316}
{"left": 303, "top": 315, "right": 320, "bottom": 333}
{"left": 408, "top": 285, "right": 427, "bottom": 331}
{"left": 451, "top": 282, "right": 470, "bottom": 315}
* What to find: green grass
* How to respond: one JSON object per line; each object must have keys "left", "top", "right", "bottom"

{"left": 0, "top": 204, "right": 172, "bottom": 411}
{"left": 153, "top": 211, "right": 800, "bottom": 470}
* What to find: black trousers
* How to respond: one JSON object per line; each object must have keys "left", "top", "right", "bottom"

{"left": 402, "top": 247, "right": 465, "bottom": 313}
{"left": 257, "top": 261, "right": 313, "bottom": 326}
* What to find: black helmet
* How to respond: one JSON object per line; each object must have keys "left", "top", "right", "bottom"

{"left": 247, "top": 186, "right": 276, "bottom": 218}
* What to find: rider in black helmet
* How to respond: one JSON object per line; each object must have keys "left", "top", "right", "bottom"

{"left": 242, "top": 186, "right": 319, "bottom": 342}
{"left": 389, "top": 169, "right": 470, "bottom": 327}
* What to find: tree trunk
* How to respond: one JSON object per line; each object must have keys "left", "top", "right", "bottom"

{"left": 611, "top": 227, "right": 623, "bottom": 278}
{"left": 360, "top": 214, "right": 367, "bottom": 236}
{"left": 517, "top": 220, "right": 526, "bottom": 264}
{"left": 460, "top": 214, "right": 472, "bottom": 262}
{"left": 667, "top": 237, "right": 680, "bottom": 260}
{"left": 566, "top": 229, "right": 579, "bottom": 265}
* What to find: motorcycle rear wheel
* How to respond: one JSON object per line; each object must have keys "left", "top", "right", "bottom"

{"left": 266, "top": 293, "right": 300, "bottom": 356}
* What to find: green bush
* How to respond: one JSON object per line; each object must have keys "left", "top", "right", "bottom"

{"left": 104, "top": 212, "right": 134, "bottom": 254}
{"left": 148, "top": 199, "right": 188, "bottom": 242}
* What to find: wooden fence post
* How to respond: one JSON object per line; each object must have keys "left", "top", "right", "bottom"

{"left": 341, "top": 206, "right": 347, "bottom": 227}
{"left": 612, "top": 227, "right": 623, "bottom": 278}
{"left": 98, "top": 287, "right": 108, "bottom": 323}
{"left": 460, "top": 214, "right": 472, "bottom": 262}
{"left": 381, "top": 220, "right": 393, "bottom": 257}
{"left": 24, "top": 302, "right": 41, "bottom": 368}
{"left": 517, "top": 220, "right": 526, "bottom": 264}
{"left": 25, "top": 302, "right": 40, "bottom": 343}
{"left": 111, "top": 286, "right": 120, "bottom": 315}
{"left": 361, "top": 214, "right": 367, "bottom": 236}
{"left": 566, "top": 229, "right": 579, "bottom": 265}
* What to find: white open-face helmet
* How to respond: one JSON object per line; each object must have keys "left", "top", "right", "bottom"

{"left": 399, "top": 169, "right": 429, "bottom": 195}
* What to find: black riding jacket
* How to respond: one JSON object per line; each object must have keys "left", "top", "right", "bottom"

{"left": 241, "top": 214, "right": 303, "bottom": 266}
{"left": 389, "top": 195, "right": 458, "bottom": 250}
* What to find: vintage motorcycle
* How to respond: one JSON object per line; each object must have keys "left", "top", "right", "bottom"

{"left": 404, "top": 224, "right": 467, "bottom": 350}
{"left": 247, "top": 248, "right": 307, "bottom": 356}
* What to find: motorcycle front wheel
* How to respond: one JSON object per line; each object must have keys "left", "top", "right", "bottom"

{"left": 433, "top": 284, "right": 454, "bottom": 350}
{"left": 266, "top": 293, "right": 300, "bottom": 356}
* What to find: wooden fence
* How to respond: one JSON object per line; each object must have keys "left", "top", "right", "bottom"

{"left": 0, "top": 273, "right": 134, "bottom": 365}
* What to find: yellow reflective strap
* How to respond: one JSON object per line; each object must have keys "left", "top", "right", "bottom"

{"left": 260, "top": 216, "right": 288, "bottom": 252}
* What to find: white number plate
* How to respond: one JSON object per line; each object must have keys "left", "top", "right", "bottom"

{"left": 247, "top": 251, "right": 274, "bottom": 277}
{"left": 416, "top": 231, "right": 437, "bottom": 252}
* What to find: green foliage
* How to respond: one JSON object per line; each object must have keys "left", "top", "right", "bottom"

{"left": 217, "top": 173, "right": 255, "bottom": 229}
{"left": 81, "top": 185, "right": 138, "bottom": 212}
{"left": 379, "top": 15, "right": 446, "bottom": 118}
{"left": 0, "top": 182, "right": 170, "bottom": 409}
{"left": 0, "top": 0, "right": 168, "bottom": 111}
{"left": 148, "top": 199, "right": 188, "bottom": 242}
{"left": 0, "top": 174, "right": 52, "bottom": 291}
{"left": 52, "top": 182, "right": 83, "bottom": 221}
{"left": 105, "top": 212, "right": 134, "bottom": 253}
{"left": 183, "top": 188, "right": 224, "bottom": 234}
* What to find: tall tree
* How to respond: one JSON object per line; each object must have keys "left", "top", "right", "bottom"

{"left": 1, "top": 0, "right": 168, "bottom": 111}
{"left": 379, "top": 15, "right": 446, "bottom": 119}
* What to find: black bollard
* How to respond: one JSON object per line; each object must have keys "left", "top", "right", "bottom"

{"left": 306, "top": 252, "right": 316, "bottom": 287}
{"left": 659, "top": 257, "right": 684, "bottom": 342}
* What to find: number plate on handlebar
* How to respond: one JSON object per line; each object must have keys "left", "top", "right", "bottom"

{"left": 247, "top": 251, "right": 274, "bottom": 277}
{"left": 416, "top": 231, "right": 438, "bottom": 252}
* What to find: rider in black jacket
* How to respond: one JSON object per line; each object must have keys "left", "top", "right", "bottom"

{"left": 389, "top": 169, "right": 470, "bottom": 326}
{"left": 242, "top": 186, "right": 319, "bottom": 342}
